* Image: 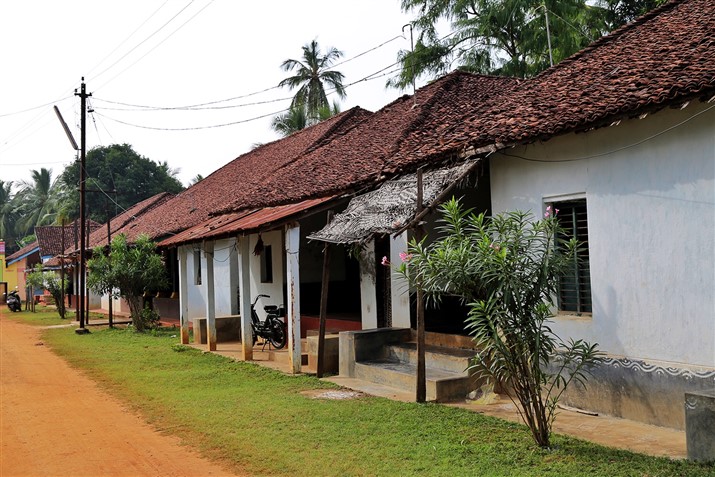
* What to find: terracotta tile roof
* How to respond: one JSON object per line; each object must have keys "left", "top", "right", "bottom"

{"left": 86, "top": 192, "right": 173, "bottom": 248}
{"left": 435, "top": 0, "right": 715, "bottom": 156}
{"left": 158, "top": 196, "right": 336, "bottom": 247}
{"left": 6, "top": 241, "right": 39, "bottom": 264}
{"left": 36, "top": 219, "right": 101, "bottom": 258}
{"left": 110, "top": 107, "right": 372, "bottom": 243}
{"left": 217, "top": 72, "right": 517, "bottom": 213}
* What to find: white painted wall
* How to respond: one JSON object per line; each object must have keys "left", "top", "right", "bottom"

{"left": 178, "top": 239, "right": 241, "bottom": 319}
{"left": 490, "top": 101, "right": 715, "bottom": 367}
{"left": 212, "top": 238, "right": 238, "bottom": 316}
{"left": 184, "top": 245, "right": 206, "bottom": 318}
{"left": 248, "top": 230, "right": 285, "bottom": 321}
{"left": 390, "top": 231, "right": 412, "bottom": 328}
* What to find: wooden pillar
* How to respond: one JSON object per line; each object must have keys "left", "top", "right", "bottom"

{"left": 237, "top": 236, "right": 253, "bottom": 361}
{"left": 285, "top": 222, "right": 301, "bottom": 374}
{"left": 359, "top": 239, "right": 378, "bottom": 329}
{"left": 317, "top": 211, "right": 333, "bottom": 378}
{"left": 204, "top": 242, "right": 217, "bottom": 351}
{"left": 178, "top": 246, "right": 190, "bottom": 344}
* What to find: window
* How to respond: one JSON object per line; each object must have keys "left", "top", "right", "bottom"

{"left": 553, "top": 199, "right": 592, "bottom": 314}
{"left": 194, "top": 250, "right": 202, "bottom": 286}
{"left": 260, "top": 245, "right": 273, "bottom": 283}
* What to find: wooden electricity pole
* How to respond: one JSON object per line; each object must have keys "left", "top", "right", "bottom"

{"left": 415, "top": 169, "right": 426, "bottom": 403}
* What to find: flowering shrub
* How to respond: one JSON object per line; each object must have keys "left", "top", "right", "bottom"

{"left": 400, "top": 197, "right": 601, "bottom": 448}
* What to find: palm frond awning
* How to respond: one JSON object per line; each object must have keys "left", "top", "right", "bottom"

{"left": 307, "top": 159, "right": 480, "bottom": 244}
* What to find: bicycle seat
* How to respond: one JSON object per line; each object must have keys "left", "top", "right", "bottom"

{"left": 263, "top": 305, "right": 278, "bottom": 313}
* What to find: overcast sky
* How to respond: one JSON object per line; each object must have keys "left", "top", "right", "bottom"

{"left": 0, "top": 1, "right": 427, "bottom": 189}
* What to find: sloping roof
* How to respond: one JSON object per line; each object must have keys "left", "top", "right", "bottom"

{"left": 109, "top": 107, "right": 372, "bottom": 244}
{"left": 86, "top": 192, "right": 173, "bottom": 248}
{"left": 36, "top": 219, "right": 101, "bottom": 258}
{"left": 217, "top": 73, "right": 517, "bottom": 213}
{"left": 6, "top": 241, "right": 39, "bottom": 265}
{"left": 158, "top": 196, "right": 336, "bottom": 247}
{"left": 433, "top": 0, "right": 715, "bottom": 158}
{"left": 307, "top": 161, "right": 479, "bottom": 243}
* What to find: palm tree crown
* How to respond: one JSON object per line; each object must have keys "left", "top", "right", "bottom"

{"left": 278, "top": 39, "right": 346, "bottom": 121}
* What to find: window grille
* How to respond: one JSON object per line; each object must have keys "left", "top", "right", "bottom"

{"left": 554, "top": 199, "right": 592, "bottom": 314}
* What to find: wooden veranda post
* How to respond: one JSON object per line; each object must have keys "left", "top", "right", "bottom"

{"left": 317, "top": 211, "right": 334, "bottom": 378}
{"left": 415, "top": 169, "right": 426, "bottom": 403}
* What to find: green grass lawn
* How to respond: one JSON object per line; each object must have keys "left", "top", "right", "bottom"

{"left": 36, "top": 323, "right": 712, "bottom": 477}
{"left": 2, "top": 304, "right": 73, "bottom": 326}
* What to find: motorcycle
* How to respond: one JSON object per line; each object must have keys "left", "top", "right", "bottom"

{"left": 250, "top": 294, "right": 287, "bottom": 349}
{"left": 5, "top": 289, "right": 21, "bottom": 312}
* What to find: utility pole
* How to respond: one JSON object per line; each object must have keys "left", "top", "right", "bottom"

{"left": 75, "top": 78, "right": 91, "bottom": 334}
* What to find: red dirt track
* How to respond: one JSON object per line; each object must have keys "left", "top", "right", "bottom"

{"left": 0, "top": 312, "right": 243, "bottom": 477}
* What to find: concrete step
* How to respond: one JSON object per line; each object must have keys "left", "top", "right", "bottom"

{"left": 354, "top": 359, "right": 479, "bottom": 402}
{"left": 386, "top": 342, "right": 476, "bottom": 375}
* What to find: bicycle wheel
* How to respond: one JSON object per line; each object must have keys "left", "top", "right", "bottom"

{"left": 268, "top": 318, "right": 286, "bottom": 349}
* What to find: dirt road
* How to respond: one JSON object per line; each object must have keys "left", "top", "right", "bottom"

{"left": 0, "top": 312, "right": 243, "bottom": 477}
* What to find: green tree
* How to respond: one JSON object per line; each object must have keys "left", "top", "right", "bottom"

{"left": 400, "top": 199, "right": 601, "bottom": 448}
{"left": 59, "top": 144, "right": 184, "bottom": 223}
{"left": 599, "top": 0, "right": 666, "bottom": 27}
{"left": 271, "top": 101, "right": 341, "bottom": 137}
{"left": 25, "top": 265, "right": 46, "bottom": 312}
{"left": 26, "top": 265, "right": 69, "bottom": 318}
{"left": 391, "top": 0, "right": 612, "bottom": 87}
{"left": 278, "top": 39, "right": 346, "bottom": 122}
{"left": 0, "top": 180, "right": 17, "bottom": 250}
{"left": 188, "top": 174, "right": 204, "bottom": 187}
{"left": 87, "top": 234, "right": 168, "bottom": 331}
{"left": 14, "top": 168, "right": 61, "bottom": 237}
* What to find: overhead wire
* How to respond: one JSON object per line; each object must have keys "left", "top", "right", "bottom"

{"left": 94, "top": 0, "right": 216, "bottom": 92}
{"left": 90, "top": 1, "right": 196, "bottom": 85}
{"left": 91, "top": 33, "right": 406, "bottom": 111}
{"left": 85, "top": 0, "right": 170, "bottom": 79}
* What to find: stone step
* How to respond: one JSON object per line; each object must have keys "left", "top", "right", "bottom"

{"left": 385, "top": 342, "right": 476, "bottom": 375}
{"left": 354, "top": 359, "right": 479, "bottom": 402}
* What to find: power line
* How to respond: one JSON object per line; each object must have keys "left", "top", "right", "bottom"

{"left": 94, "top": 0, "right": 215, "bottom": 92}
{"left": 90, "top": 1, "right": 196, "bottom": 84}
{"left": 91, "top": 33, "right": 407, "bottom": 111}
{"left": 85, "top": 0, "right": 171, "bottom": 79}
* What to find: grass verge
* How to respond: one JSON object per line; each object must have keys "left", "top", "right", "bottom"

{"left": 40, "top": 324, "right": 712, "bottom": 477}
{"left": 2, "top": 304, "right": 73, "bottom": 326}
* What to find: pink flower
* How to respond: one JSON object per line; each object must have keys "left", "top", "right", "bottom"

{"left": 399, "top": 251, "right": 413, "bottom": 262}
{"left": 544, "top": 205, "right": 552, "bottom": 218}
{"left": 381, "top": 256, "right": 390, "bottom": 266}
{"left": 489, "top": 242, "right": 501, "bottom": 251}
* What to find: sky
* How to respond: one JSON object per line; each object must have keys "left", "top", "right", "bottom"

{"left": 0, "top": 1, "right": 428, "bottom": 190}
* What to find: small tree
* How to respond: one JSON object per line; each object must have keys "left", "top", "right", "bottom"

{"left": 401, "top": 198, "right": 602, "bottom": 448}
{"left": 43, "top": 270, "right": 69, "bottom": 319}
{"left": 29, "top": 265, "right": 70, "bottom": 318}
{"left": 87, "top": 234, "right": 168, "bottom": 331}
{"left": 25, "top": 266, "right": 45, "bottom": 312}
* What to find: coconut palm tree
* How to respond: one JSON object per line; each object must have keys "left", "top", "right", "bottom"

{"left": 271, "top": 101, "right": 341, "bottom": 137}
{"left": 0, "top": 180, "right": 16, "bottom": 245}
{"left": 278, "top": 39, "right": 346, "bottom": 122}
{"left": 14, "top": 168, "right": 61, "bottom": 236}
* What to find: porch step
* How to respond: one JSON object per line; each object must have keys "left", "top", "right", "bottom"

{"left": 354, "top": 359, "right": 478, "bottom": 402}
{"left": 386, "top": 342, "right": 476, "bottom": 375}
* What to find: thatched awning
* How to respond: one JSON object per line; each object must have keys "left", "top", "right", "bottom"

{"left": 307, "top": 159, "right": 480, "bottom": 244}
